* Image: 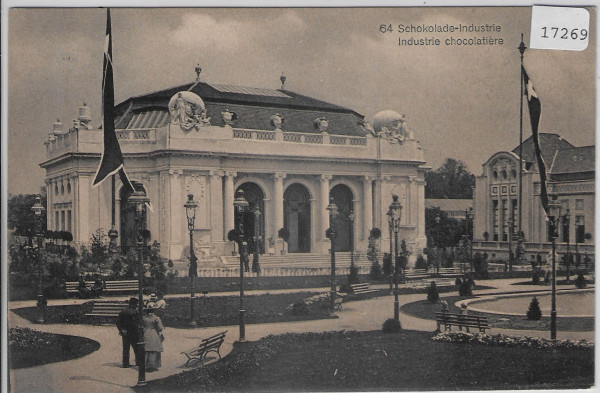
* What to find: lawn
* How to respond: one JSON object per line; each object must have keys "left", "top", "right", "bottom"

{"left": 400, "top": 295, "right": 595, "bottom": 332}
{"left": 135, "top": 330, "right": 593, "bottom": 392}
{"left": 9, "top": 327, "right": 100, "bottom": 369}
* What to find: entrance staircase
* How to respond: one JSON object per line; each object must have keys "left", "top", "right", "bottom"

{"left": 174, "top": 252, "right": 374, "bottom": 278}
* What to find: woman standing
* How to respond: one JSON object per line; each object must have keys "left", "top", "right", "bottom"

{"left": 143, "top": 304, "right": 164, "bottom": 371}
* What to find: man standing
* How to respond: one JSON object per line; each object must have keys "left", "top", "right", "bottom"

{"left": 117, "top": 297, "right": 141, "bottom": 368}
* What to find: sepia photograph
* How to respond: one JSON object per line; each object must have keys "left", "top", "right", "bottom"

{"left": 3, "top": 4, "right": 596, "bottom": 392}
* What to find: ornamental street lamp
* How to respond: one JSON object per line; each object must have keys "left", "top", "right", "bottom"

{"left": 31, "top": 196, "right": 46, "bottom": 324}
{"left": 387, "top": 209, "right": 394, "bottom": 290}
{"left": 326, "top": 197, "right": 339, "bottom": 315}
{"left": 564, "top": 208, "right": 571, "bottom": 282}
{"left": 234, "top": 190, "right": 249, "bottom": 341}
{"left": 389, "top": 195, "right": 402, "bottom": 321}
{"left": 129, "top": 189, "right": 150, "bottom": 386}
{"left": 253, "top": 206, "right": 261, "bottom": 276}
{"left": 548, "top": 194, "right": 561, "bottom": 341}
{"left": 349, "top": 210, "right": 355, "bottom": 278}
{"left": 184, "top": 194, "right": 198, "bottom": 327}
{"left": 507, "top": 216, "right": 513, "bottom": 272}
{"left": 434, "top": 214, "right": 441, "bottom": 274}
{"left": 465, "top": 207, "right": 474, "bottom": 272}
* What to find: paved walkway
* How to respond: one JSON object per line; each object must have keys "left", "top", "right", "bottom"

{"left": 8, "top": 278, "right": 594, "bottom": 393}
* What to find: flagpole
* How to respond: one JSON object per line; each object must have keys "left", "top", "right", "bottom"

{"left": 517, "top": 34, "right": 527, "bottom": 269}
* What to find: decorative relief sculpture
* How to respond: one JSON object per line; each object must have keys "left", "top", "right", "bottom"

{"left": 168, "top": 91, "right": 211, "bottom": 130}
{"left": 314, "top": 117, "right": 329, "bottom": 132}
{"left": 270, "top": 113, "right": 285, "bottom": 130}
{"left": 221, "top": 109, "right": 238, "bottom": 126}
{"left": 372, "top": 110, "right": 415, "bottom": 144}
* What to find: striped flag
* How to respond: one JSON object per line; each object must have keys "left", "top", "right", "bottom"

{"left": 93, "top": 9, "right": 134, "bottom": 193}
{"left": 522, "top": 66, "right": 548, "bottom": 216}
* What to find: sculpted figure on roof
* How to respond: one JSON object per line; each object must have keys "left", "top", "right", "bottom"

{"left": 168, "top": 91, "right": 211, "bottom": 131}
{"left": 372, "top": 110, "right": 415, "bottom": 144}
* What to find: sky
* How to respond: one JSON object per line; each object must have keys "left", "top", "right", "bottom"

{"left": 5, "top": 6, "right": 596, "bottom": 195}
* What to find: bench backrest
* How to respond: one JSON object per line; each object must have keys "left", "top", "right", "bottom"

{"left": 350, "top": 283, "right": 370, "bottom": 289}
{"left": 199, "top": 331, "right": 227, "bottom": 349}
{"left": 66, "top": 281, "right": 94, "bottom": 290}
{"left": 435, "top": 312, "right": 488, "bottom": 323}
{"left": 105, "top": 280, "right": 138, "bottom": 289}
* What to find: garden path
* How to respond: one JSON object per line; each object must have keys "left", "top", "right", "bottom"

{"left": 8, "top": 278, "right": 594, "bottom": 393}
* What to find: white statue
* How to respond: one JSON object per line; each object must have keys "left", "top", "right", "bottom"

{"left": 168, "top": 91, "right": 210, "bottom": 130}
{"left": 270, "top": 113, "right": 284, "bottom": 130}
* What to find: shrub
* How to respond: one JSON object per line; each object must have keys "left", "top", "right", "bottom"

{"left": 382, "top": 318, "right": 402, "bottom": 333}
{"left": 575, "top": 273, "right": 586, "bottom": 289}
{"left": 382, "top": 253, "right": 393, "bottom": 277}
{"left": 291, "top": 302, "right": 310, "bottom": 315}
{"left": 426, "top": 281, "right": 439, "bottom": 303}
{"left": 532, "top": 271, "right": 540, "bottom": 285}
{"left": 526, "top": 297, "right": 542, "bottom": 320}
{"left": 415, "top": 254, "right": 428, "bottom": 270}
{"left": 432, "top": 331, "right": 593, "bottom": 349}
{"left": 458, "top": 279, "right": 472, "bottom": 296}
{"left": 348, "top": 263, "right": 359, "bottom": 284}
{"left": 369, "top": 261, "right": 383, "bottom": 280}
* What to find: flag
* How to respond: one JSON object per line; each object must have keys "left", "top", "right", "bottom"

{"left": 93, "top": 9, "right": 134, "bottom": 194}
{"left": 522, "top": 66, "right": 548, "bottom": 216}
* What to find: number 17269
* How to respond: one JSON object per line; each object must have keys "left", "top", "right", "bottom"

{"left": 541, "top": 27, "right": 588, "bottom": 40}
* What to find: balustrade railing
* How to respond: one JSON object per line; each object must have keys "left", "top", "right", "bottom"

{"left": 231, "top": 128, "right": 367, "bottom": 146}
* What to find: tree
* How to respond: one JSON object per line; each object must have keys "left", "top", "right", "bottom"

{"left": 527, "top": 297, "right": 542, "bottom": 320}
{"left": 425, "top": 158, "right": 475, "bottom": 199}
{"left": 425, "top": 207, "right": 467, "bottom": 249}
{"left": 426, "top": 281, "right": 440, "bottom": 303}
{"left": 7, "top": 188, "right": 48, "bottom": 241}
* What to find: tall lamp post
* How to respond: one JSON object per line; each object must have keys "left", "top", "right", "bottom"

{"left": 507, "top": 216, "right": 513, "bottom": 272}
{"left": 548, "top": 194, "right": 561, "bottom": 340}
{"left": 564, "top": 208, "right": 571, "bottom": 281}
{"left": 434, "top": 214, "right": 441, "bottom": 274}
{"left": 234, "top": 190, "right": 249, "bottom": 341}
{"left": 129, "top": 189, "right": 150, "bottom": 386}
{"left": 349, "top": 210, "right": 355, "bottom": 277}
{"left": 387, "top": 209, "right": 394, "bottom": 289}
{"left": 253, "top": 206, "right": 261, "bottom": 275}
{"left": 389, "top": 195, "right": 402, "bottom": 321}
{"left": 184, "top": 194, "right": 198, "bottom": 327}
{"left": 326, "top": 197, "right": 339, "bottom": 315}
{"left": 31, "top": 196, "right": 46, "bottom": 324}
{"left": 465, "top": 207, "right": 474, "bottom": 272}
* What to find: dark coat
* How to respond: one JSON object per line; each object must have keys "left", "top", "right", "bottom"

{"left": 117, "top": 307, "right": 140, "bottom": 340}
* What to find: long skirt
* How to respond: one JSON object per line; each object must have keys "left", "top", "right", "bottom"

{"left": 145, "top": 351, "right": 162, "bottom": 370}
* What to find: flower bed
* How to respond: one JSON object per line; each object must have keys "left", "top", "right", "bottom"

{"left": 432, "top": 331, "right": 593, "bottom": 350}
{"left": 9, "top": 327, "right": 100, "bottom": 369}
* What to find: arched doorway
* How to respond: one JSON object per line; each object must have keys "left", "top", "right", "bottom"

{"left": 120, "top": 181, "right": 148, "bottom": 250}
{"left": 330, "top": 184, "right": 354, "bottom": 252}
{"left": 284, "top": 183, "right": 311, "bottom": 253}
{"left": 235, "top": 182, "right": 265, "bottom": 254}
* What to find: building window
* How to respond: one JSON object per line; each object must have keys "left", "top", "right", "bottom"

{"left": 511, "top": 169, "right": 517, "bottom": 178}
{"left": 493, "top": 171, "right": 498, "bottom": 179}
{"left": 501, "top": 170, "right": 507, "bottom": 179}
{"left": 511, "top": 199, "right": 517, "bottom": 236}
{"left": 501, "top": 199, "right": 508, "bottom": 241}
{"left": 562, "top": 216, "right": 570, "bottom": 243}
{"left": 67, "top": 182, "right": 71, "bottom": 194}
{"left": 492, "top": 200, "right": 499, "bottom": 241}
{"left": 560, "top": 199, "right": 569, "bottom": 211}
{"left": 61, "top": 183, "right": 64, "bottom": 195}
{"left": 55, "top": 183, "right": 58, "bottom": 195}
{"left": 67, "top": 210, "right": 72, "bottom": 233}
{"left": 61, "top": 211, "right": 65, "bottom": 231}
{"left": 576, "top": 216, "right": 585, "bottom": 243}
{"left": 576, "top": 199, "right": 584, "bottom": 210}
{"left": 55, "top": 211, "right": 59, "bottom": 231}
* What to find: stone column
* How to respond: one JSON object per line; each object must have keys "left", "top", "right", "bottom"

{"left": 320, "top": 175, "right": 332, "bottom": 242}
{"left": 273, "top": 173, "right": 286, "bottom": 233}
{"left": 209, "top": 171, "right": 225, "bottom": 241}
{"left": 224, "top": 171, "right": 237, "bottom": 237}
{"left": 363, "top": 176, "right": 373, "bottom": 239}
{"left": 77, "top": 174, "right": 90, "bottom": 244}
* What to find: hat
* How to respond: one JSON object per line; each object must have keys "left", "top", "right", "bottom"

{"left": 149, "top": 293, "right": 158, "bottom": 301}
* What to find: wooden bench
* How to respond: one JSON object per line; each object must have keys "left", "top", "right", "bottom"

{"left": 403, "top": 269, "right": 428, "bottom": 281}
{"left": 350, "top": 283, "right": 377, "bottom": 295}
{"left": 65, "top": 281, "right": 94, "bottom": 296}
{"left": 104, "top": 280, "right": 139, "bottom": 293}
{"left": 181, "top": 331, "right": 228, "bottom": 367}
{"left": 435, "top": 268, "right": 462, "bottom": 277}
{"left": 435, "top": 312, "right": 490, "bottom": 333}
{"left": 85, "top": 301, "right": 128, "bottom": 318}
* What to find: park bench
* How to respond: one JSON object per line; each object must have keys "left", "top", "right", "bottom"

{"left": 181, "top": 331, "right": 228, "bottom": 367}
{"left": 437, "top": 267, "right": 462, "bottom": 277}
{"left": 435, "top": 312, "right": 490, "bottom": 333}
{"left": 65, "top": 281, "right": 94, "bottom": 297}
{"left": 350, "top": 283, "right": 377, "bottom": 295}
{"left": 85, "top": 300, "right": 128, "bottom": 318}
{"left": 104, "top": 280, "right": 139, "bottom": 293}
{"left": 403, "top": 269, "right": 428, "bottom": 281}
